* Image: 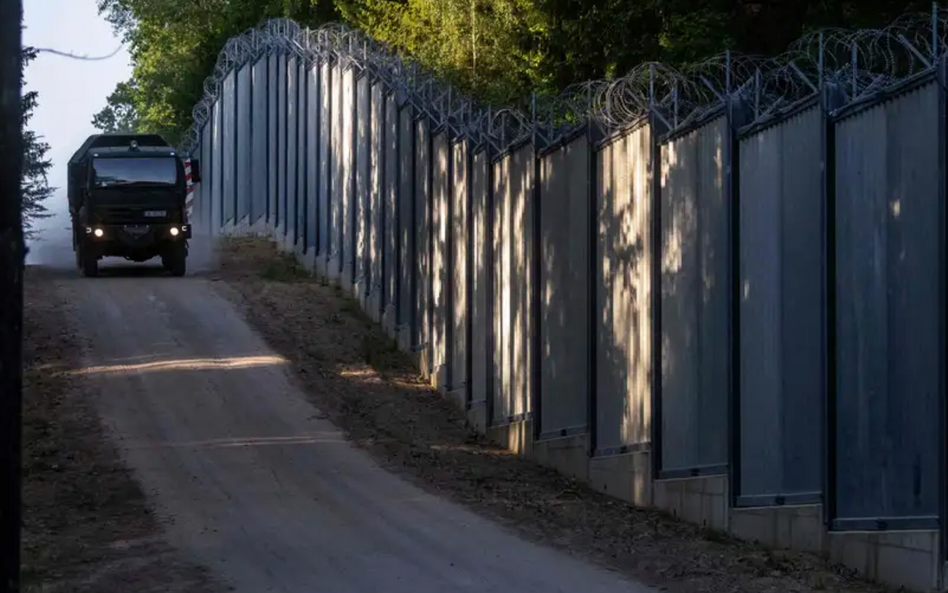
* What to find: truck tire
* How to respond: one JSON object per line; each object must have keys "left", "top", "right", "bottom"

{"left": 163, "top": 248, "right": 186, "bottom": 277}
{"left": 80, "top": 247, "right": 99, "bottom": 278}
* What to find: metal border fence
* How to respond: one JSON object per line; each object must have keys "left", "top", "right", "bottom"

{"left": 181, "top": 6, "right": 948, "bottom": 590}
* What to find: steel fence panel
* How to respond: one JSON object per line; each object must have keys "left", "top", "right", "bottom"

{"left": 595, "top": 126, "right": 652, "bottom": 451}
{"left": 471, "top": 149, "right": 490, "bottom": 407}
{"left": 341, "top": 67, "right": 356, "bottom": 286}
{"left": 286, "top": 56, "right": 298, "bottom": 244}
{"left": 211, "top": 99, "right": 223, "bottom": 233}
{"left": 492, "top": 154, "right": 509, "bottom": 421}
{"left": 540, "top": 135, "right": 590, "bottom": 438}
{"left": 318, "top": 60, "right": 331, "bottom": 261}
{"left": 397, "top": 106, "right": 414, "bottom": 333}
{"left": 432, "top": 130, "right": 449, "bottom": 379}
{"left": 221, "top": 71, "right": 236, "bottom": 225}
{"left": 492, "top": 145, "right": 534, "bottom": 423}
{"left": 329, "top": 62, "right": 344, "bottom": 274}
{"left": 235, "top": 65, "right": 251, "bottom": 224}
{"left": 369, "top": 82, "right": 384, "bottom": 311}
{"left": 414, "top": 117, "right": 430, "bottom": 351}
{"left": 276, "top": 54, "right": 287, "bottom": 235}
{"left": 451, "top": 138, "right": 469, "bottom": 395}
{"left": 267, "top": 53, "right": 278, "bottom": 228}
{"left": 297, "top": 58, "right": 308, "bottom": 249}
{"left": 659, "top": 115, "right": 729, "bottom": 475}
{"left": 515, "top": 144, "right": 534, "bottom": 424}
{"left": 355, "top": 73, "right": 370, "bottom": 290}
{"left": 251, "top": 57, "right": 268, "bottom": 227}
{"left": 306, "top": 61, "right": 319, "bottom": 250}
{"left": 833, "top": 82, "right": 941, "bottom": 526}
{"left": 738, "top": 106, "right": 824, "bottom": 503}
{"left": 201, "top": 122, "right": 212, "bottom": 235}
{"left": 383, "top": 92, "right": 398, "bottom": 318}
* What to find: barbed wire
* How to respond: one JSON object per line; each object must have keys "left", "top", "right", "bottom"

{"left": 179, "top": 6, "right": 948, "bottom": 156}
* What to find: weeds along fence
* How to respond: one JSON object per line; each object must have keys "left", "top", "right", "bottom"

{"left": 183, "top": 6, "right": 948, "bottom": 575}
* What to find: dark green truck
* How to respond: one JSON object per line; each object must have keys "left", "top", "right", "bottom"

{"left": 66, "top": 133, "right": 201, "bottom": 277}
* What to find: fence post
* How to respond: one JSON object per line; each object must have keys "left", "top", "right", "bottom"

{"left": 465, "top": 137, "right": 474, "bottom": 409}
{"left": 937, "top": 47, "right": 948, "bottom": 571}
{"left": 485, "top": 142, "right": 496, "bottom": 429}
{"left": 586, "top": 92, "right": 600, "bottom": 458}
{"left": 531, "top": 91, "right": 542, "bottom": 442}
{"left": 726, "top": 89, "right": 752, "bottom": 509}
{"left": 820, "top": 29, "right": 845, "bottom": 529}
{"left": 647, "top": 98, "right": 665, "bottom": 478}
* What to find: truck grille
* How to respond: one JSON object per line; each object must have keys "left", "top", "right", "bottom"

{"left": 94, "top": 206, "right": 178, "bottom": 225}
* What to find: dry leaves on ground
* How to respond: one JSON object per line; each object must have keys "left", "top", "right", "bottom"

{"left": 213, "top": 237, "right": 891, "bottom": 593}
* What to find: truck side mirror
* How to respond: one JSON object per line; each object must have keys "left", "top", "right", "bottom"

{"left": 189, "top": 158, "right": 202, "bottom": 184}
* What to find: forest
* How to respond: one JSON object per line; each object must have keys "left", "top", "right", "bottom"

{"left": 93, "top": 0, "right": 937, "bottom": 146}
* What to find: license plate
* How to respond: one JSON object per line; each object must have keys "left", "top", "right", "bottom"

{"left": 143, "top": 210, "right": 166, "bottom": 218}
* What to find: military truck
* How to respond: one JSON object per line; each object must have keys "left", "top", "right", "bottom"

{"left": 66, "top": 133, "right": 200, "bottom": 277}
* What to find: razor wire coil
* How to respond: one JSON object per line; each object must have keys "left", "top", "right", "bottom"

{"left": 179, "top": 7, "right": 948, "bottom": 155}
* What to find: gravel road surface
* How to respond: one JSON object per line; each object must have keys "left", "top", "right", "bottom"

{"left": 41, "top": 250, "right": 651, "bottom": 593}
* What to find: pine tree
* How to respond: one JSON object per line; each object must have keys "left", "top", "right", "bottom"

{"left": 20, "top": 45, "right": 53, "bottom": 239}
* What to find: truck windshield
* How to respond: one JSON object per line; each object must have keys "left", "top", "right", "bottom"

{"left": 92, "top": 157, "right": 177, "bottom": 187}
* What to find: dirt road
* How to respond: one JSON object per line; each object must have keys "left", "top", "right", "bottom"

{"left": 41, "top": 255, "right": 651, "bottom": 593}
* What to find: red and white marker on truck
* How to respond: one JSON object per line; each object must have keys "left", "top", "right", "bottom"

{"left": 184, "top": 158, "right": 194, "bottom": 219}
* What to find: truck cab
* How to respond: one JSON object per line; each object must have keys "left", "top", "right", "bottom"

{"left": 67, "top": 133, "right": 199, "bottom": 277}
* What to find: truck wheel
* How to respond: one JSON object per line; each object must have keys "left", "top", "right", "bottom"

{"left": 163, "top": 250, "right": 186, "bottom": 277}
{"left": 81, "top": 249, "right": 99, "bottom": 278}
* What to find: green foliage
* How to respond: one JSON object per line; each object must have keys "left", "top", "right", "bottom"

{"left": 91, "top": 80, "right": 141, "bottom": 133}
{"left": 21, "top": 45, "right": 53, "bottom": 239}
{"left": 96, "top": 0, "right": 937, "bottom": 144}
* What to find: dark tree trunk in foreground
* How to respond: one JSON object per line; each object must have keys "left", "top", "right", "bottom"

{"left": 0, "top": 0, "right": 24, "bottom": 591}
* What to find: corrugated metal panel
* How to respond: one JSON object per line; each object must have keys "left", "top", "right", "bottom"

{"left": 492, "top": 154, "right": 509, "bottom": 420}
{"left": 414, "top": 117, "right": 430, "bottom": 350}
{"left": 471, "top": 149, "right": 489, "bottom": 406}
{"left": 286, "top": 56, "right": 298, "bottom": 241}
{"left": 354, "top": 74, "right": 370, "bottom": 287}
{"left": 235, "top": 65, "right": 251, "bottom": 224}
{"left": 397, "top": 107, "right": 414, "bottom": 330}
{"left": 540, "top": 135, "right": 589, "bottom": 436}
{"left": 267, "top": 54, "right": 278, "bottom": 228}
{"left": 305, "top": 62, "right": 318, "bottom": 250}
{"left": 596, "top": 126, "right": 652, "bottom": 450}
{"left": 659, "top": 115, "right": 729, "bottom": 473}
{"left": 383, "top": 93, "right": 398, "bottom": 312}
{"left": 251, "top": 57, "right": 268, "bottom": 226}
{"left": 276, "top": 54, "right": 287, "bottom": 234}
{"left": 211, "top": 99, "right": 222, "bottom": 233}
{"left": 369, "top": 82, "right": 384, "bottom": 301}
{"left": 431, "top": 131, "right": 449, "bottom": 374}
{"left": 221, "top": 71, "right": 235, "bottom": 225}
{"left": 834, "top": 82, "right": 941, "bottom": 522}
{"left": 341, "top": 67, "right": 356, "bottom": 285}
{"left": 738, "top": 105, "right": 823, "bottom": 501}
{"left": 317, "top": 61, "right": 331, "bottom": 258}
{"left": 451, "top": 139, "right": 469, "bottom": 392}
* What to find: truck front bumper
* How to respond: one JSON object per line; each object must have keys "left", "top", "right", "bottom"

{"left": 84, "top": 222, "right": 192, "bottom": 246}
